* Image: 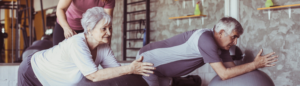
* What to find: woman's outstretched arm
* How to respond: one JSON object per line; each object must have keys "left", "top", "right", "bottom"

{"left": 85, "top": 56, "right": 155, "bottom": 82}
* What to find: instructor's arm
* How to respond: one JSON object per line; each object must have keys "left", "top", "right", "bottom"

{"left": 85, "top": 56, "right": 155, "bottom": 82}
{"left": 210, "top": 49, "right": 278, "bottom": 80}
{"left": 56, "top": 0, "right": 77, "bottom": 38}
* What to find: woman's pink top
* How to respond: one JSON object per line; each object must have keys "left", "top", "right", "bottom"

{"left": 58, "top": 0, "right": 115, "bottom": 30}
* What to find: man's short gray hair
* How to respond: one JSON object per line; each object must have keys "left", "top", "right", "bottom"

{"left": 81, "top": 7, "right": 111, "bottom": 33}
{"left": 214, "top": 17, "right": 243, "bottom": 35}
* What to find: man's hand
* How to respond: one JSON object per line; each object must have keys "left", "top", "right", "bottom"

{"left": 128, "top": 56, "right": 155, "bottom": 76}
{"left": 210, "top": 49, "right": 278, "bottom": 80}
{"left": 253, "top": 49, "right": 278, "bottom": 68}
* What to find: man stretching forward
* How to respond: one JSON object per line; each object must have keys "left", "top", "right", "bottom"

{"left": 136, "top": 17, "right": 278, "bottom": 86}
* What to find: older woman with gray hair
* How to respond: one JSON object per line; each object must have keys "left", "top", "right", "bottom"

{"left": 17, "top": 7, "right": 154, "bottom": 86}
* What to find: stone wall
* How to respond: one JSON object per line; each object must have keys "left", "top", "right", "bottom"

{"left": 239, "top": 0, "right": 300, "bottom": 85}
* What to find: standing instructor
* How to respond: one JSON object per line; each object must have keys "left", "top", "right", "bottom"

{"left": 53, "top": 0, "right": 115, "bottom": 45}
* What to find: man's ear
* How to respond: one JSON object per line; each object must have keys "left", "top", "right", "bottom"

{"left": 87, "top": 26, "right": 93, "bottom": 34}
{"left": 219, "top": 29, "right": 225, "bottom": 38}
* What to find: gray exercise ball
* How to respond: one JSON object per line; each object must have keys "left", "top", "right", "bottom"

{"left": 208, "top": 70, "right": 274, "bottom": 86}
{"left": 22, "top": 40, "right": 53, "bottom": 60}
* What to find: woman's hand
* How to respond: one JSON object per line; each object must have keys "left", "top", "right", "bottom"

{"left": 128, "top": 56, "right": 155, "bottom": 76}
{"left": 63, "top": 27, "right": 77, "bottom": 39}
{"left": 57, "top": 0, "right": 74, "bottom": 39}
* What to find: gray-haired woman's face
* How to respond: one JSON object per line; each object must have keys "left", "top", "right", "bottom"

{"left": 89, "top": 19, "right": 112, "bottom": 44}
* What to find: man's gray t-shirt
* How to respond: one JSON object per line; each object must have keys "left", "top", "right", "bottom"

{"left": 136, "top": 28, "right": 233, "bottom": 86}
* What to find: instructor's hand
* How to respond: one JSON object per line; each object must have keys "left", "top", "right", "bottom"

{"left": 63, "top": 27, "right": 77, "bottom": 39}
{"left": 253, "top": 49, "right": 278, "bottom": 68}
{"left": 129, "top": 56, "right": 155, "bottom": 76}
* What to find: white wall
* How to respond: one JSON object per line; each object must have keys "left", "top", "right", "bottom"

{"left": 0, "top": 9, "right": 4, "bottom": 21}
{"left": 0, "top": 0, "right": 59, "bottom": 21}
{"left": 34, "top": 0, "right": 59, "bottom": 12}
{"left": 224, "top": 0, "right": 239, "bottom": 20}
{"left": 0, "top": 9, "right": 17, "bottom": 20}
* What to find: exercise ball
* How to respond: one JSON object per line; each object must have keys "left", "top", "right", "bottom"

{"left": 22, "top": 40, "right": 53, "bottom": 60}
{"left": 76, "top": 75, "right": 149, "bottom": 86}
{"left": 208, "top": 70, "right": 274, "bottom": 86}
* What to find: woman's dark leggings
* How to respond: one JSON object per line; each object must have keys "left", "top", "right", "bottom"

{"left": 53, "top": 22, "right": 84, "bottom": 45}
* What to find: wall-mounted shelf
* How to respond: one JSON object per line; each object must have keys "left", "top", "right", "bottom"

{"left": 169, "top": 15, "right": 206, "bottom": 26}
{"left": 174, "top": 0, "right": 204, "bottom": 8}
{"left": 257, "top": 4, "right": 300, "bottom": 20}
{"left": 257, "top": 4, "right": 300, "bottom": 10}
{"left": 172, "top": 0, "right": 205, "bottom": 26}
{"left": 169, "top": 15, "right": 206, "bottom": 19}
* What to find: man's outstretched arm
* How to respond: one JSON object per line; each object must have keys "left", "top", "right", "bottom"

{"left": 210, "top": 49, "right": 278, "bottom": 80}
